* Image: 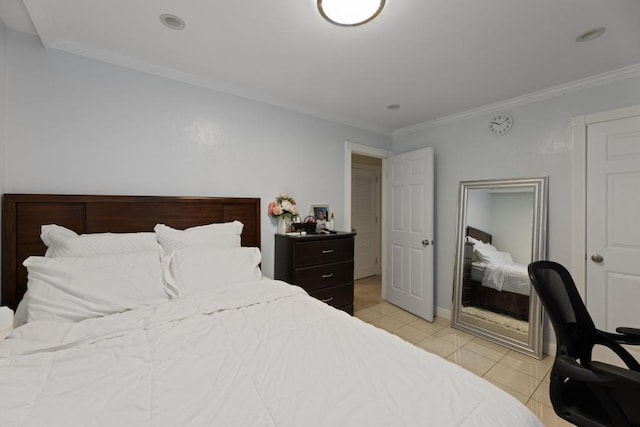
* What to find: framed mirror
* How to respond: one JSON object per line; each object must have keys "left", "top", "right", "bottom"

{"left": 451, "top": 177, "right": 548, "bottom": 359}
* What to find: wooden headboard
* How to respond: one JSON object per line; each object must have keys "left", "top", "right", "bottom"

{"left": 466, "top": 226, "right": 492, "bottom": 244}
{"left": 2, "top": 194, "right": 261, "bottom": 310}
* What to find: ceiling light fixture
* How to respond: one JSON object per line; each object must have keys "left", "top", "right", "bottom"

{"left": 576, "top": 27, "right": 605, "bottom": 42}
{"left": 160, "top": 14, "right": 185, "bottom": 30}
{"left": 318, "top": 0, "right": 386, "bottom": 27}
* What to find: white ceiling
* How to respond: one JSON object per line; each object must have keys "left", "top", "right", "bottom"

{"left": 1, "top": 0, "right": 640, "bottom": 136}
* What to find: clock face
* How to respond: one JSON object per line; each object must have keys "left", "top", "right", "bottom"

{"left": 488, "top": 113, "right": 513, "bottom": 135}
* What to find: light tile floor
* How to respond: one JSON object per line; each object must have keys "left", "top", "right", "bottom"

{"left": 354, "top": 300, "right": 572, "bottom": 427}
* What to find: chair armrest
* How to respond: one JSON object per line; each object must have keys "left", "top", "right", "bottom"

{"left": 553, "top": 356, "right": 614, "bottom": 384}
{"left": 591, "top": 361, "right": 640, "bottom": 386}
{"left": 596, "top": 331, "right": 640, "bottom": 371}
{"left": 616, "top": 327, "right": 640, "bottom": 338}
{"left": 601, "top": 329, "right": 640, "bottom": 345}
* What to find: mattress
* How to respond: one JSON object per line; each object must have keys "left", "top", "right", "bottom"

{"left": 472, "top": 261, "right": 531, "bottom": 296}
{"left": 0, "top": 279, "right": 541, "bottom": 426}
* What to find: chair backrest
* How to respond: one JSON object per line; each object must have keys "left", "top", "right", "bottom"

{"left": 528, "top": 261, "right": 597, "bottom": 361}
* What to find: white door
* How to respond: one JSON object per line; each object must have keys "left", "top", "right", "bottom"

{"left": 352, "top": 165, "right": 380, "bottom": 279}
{"left": 587, "top": 114, "right": 640, "bottom": 362}
{"left": 385, "top": 147, "right": 434, "bottom": 321}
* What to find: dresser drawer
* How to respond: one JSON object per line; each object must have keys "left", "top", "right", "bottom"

{"left": 294, "top": 260, "right": 354, "bottom": 291}
{"left": 294, "top": 238, "right": 354, "bottom": 267}
{"left": 308, "top": 282, "right": 354, "bottom": 310}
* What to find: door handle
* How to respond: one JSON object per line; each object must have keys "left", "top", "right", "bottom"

{"left": 591, "top": 254, "right": 604, "bottom": 263}
{"left": 421, "top": 239, "right": 433, "bottom": 247}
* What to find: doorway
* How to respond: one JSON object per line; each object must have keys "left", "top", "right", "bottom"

{"left": 352, "top": 154, "right": 382, "bottom": 280}
{"left": 344, "top": 142, "right": 390, "bottom": 313}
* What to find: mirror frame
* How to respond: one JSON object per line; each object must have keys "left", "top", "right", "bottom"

{"left": 451, "top": 176, "right": 548, "bottom": 359}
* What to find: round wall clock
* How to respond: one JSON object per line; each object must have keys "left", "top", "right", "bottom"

{"left": 488, "top": 113, "right": 513, "bottom": 136}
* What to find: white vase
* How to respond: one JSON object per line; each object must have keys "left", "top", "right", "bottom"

{"left": 277, "top": 217, "right": 288, "bottom": 234}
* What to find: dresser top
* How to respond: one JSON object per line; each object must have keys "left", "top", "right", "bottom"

{"left": 275, "top": 231, "right": 356, "bottom": 241}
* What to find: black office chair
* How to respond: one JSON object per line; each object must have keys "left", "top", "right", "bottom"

{"left": 528, "top": 261, "right": 640, "bottom": 427}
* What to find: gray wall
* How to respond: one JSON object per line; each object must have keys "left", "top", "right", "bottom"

{"left": 0, "top": 22, "right": 6, "bottom": 282}
{"left": 393, "top": 73, "right": 640, "bottom": 347}
{"left": 1, "top": 29, "right": 391, "bottom": 287}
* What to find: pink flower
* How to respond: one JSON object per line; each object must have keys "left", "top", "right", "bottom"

{"left": 268, "top": 202, "right": 283, "bottom": 217}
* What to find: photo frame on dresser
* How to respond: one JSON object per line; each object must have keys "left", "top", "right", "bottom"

{"left": 310, "top": 204, "right": 330, "bottom": 229}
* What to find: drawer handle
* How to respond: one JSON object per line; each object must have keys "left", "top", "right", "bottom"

{"left": 321, "top": 249, "right": 334, "bottom": 254}
{"left": 322, "top": 273, "right": 334, "bottom": 279}
{"left": 321, "top": 297, "right": 334, "bottom": 303}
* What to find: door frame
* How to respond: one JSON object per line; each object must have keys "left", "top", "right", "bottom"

{"left": 351, "top": 162, "right": 382, "bottom": 278}
{"left": 571, "top": 104, "right": 640, "bottom": 299}
{"left": 344, "top": 142, "right": 392, "bottom": 293}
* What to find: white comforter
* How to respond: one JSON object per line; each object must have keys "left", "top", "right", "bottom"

{"left": 0, "top": 280, "right": 541, "bottom": 426}
{"left": 474, "top": 262, "right": 531, "bottom": 296}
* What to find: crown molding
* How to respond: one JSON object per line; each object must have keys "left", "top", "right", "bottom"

{"left": 393, "top": 62, "right": 640, "bottom": 138}
{"left": 44, "top": 36, "right": 393, "bottom": 138}
{"left": 22, "top": 0, "right": 58, "bottom": 48}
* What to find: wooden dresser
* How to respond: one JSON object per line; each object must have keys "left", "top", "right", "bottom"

{"left": 274, "top": 232, "right": 356, "bottom": 315}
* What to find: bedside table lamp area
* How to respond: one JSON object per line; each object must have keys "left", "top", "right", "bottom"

{"left": 274, "top": 232, "right": 356, "bottom": 314}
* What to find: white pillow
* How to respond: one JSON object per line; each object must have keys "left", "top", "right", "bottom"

{"left": 473, "top": 241, "right": 498, "bottom": 263}
{"left": 154, "top": 221, "right": 243, "bottom": 254}
{"left": 167, "top": 246, "right": 262, "bottom": 296}
{"left": 474, "top": 242, "right": 514, "bottom": 265}
{"left": 23, "top": 250, "right": 168, "bottom": 323}
{"left": 41, "top": 224, "right": 159, "bottom": 258}
{"left": 13, "top": 294, "right": 29, "bottom": 327}
{"left": 0, "top": 307, "right": 14, "bottom": 340}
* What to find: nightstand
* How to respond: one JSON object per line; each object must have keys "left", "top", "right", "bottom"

{"left": 274, "top": 232, "right": 356, "bottom": 315}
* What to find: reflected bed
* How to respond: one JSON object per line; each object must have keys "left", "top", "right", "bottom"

{"left": 462, "top": 226, "right": 530, "bottom": 321}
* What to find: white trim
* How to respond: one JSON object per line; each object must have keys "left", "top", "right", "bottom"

{"left": 395, "top": 63, "right": 640, "bottom": 138}
{"left": 23, "top": 0, "right": 58, "bottom": 48}
{"left": 585, "top": 104, "right": 640, "bottom": 125}
{"left": 37, "top": 38, "right": 393, "bottom": 137}
{"left": 544, "top": 340, "right": 557, "bottom": 358}
{"left": 344, "top": 142, "right": 391, "bottom": 300}
{"left": 351, "top": 162, "right": 382, "bottom": 278}
{"left": 26, "top": 1, "right": 640, "bottom": 141}
{"left": 571, "top": 104, "right": 640, "bottom": 300}
{"left": 344, "top": 142, "right": 390, "bottom": 232}
{"left": 435, "top": 306, "right": 451, "bottom": 321}
{"left": 571, "top": 118, "right": 587, "bottom": 298}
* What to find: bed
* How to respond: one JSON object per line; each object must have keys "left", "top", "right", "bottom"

{"left": 462, "top": 226, "right": 530, "bottom": 321}
{"left": 0, "top": 194, "right": 541, "bottom": 426}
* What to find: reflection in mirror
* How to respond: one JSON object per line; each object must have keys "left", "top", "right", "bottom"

{"left": 452, "top": 177, "right": 547, "bottom": 359}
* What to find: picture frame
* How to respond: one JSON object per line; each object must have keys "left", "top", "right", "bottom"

{"left": 310, "top": 204, "right": 330, "bottom": 229}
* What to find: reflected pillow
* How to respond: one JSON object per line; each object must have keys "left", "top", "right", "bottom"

{"left": 23, "top": 250, "right": 168, "bottom": 323}
{"left": 473, "top": 241, "right": 498, "bottom": 263}
{"left": 167, "top": 246, "right": 262, "bottom": 296}
{"left": 474, "top": 242, "right": 514, "bottom": 265}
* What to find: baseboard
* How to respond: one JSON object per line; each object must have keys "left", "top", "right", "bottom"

{"left": 435, "top": 306, "right": 451, "bottom": 320}
{"left": 543, "top": 340, "right": 556, "bottom": 358}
